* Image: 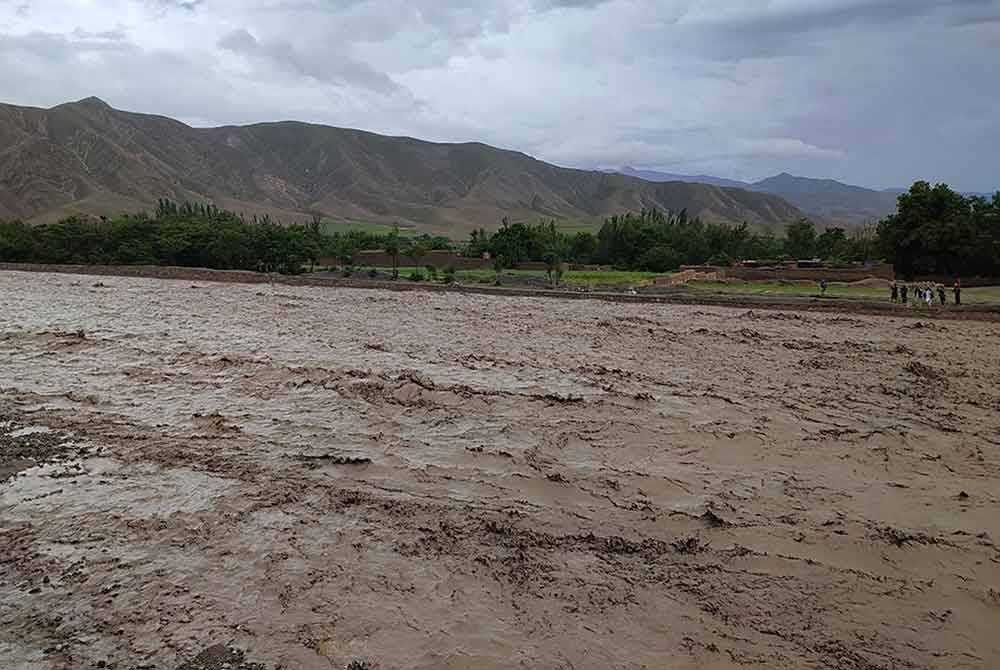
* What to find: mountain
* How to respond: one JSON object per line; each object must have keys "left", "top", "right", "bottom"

{"left": 616, "top": 167, "right": 901, "bottom": 226}
{"left": 0, "top": 98, "right": 805, "bottom": 234}
{"left": 617, "top": 166, "right": 749, "bottom": 190}
{"left": 750, "top": 173, "right": 899, "bottom": 225}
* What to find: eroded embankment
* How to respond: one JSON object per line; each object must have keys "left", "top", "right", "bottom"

{"left": 1, "top": 261, "right": 997, "bottom": 321}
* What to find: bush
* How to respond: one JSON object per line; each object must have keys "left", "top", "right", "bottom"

{"left": 367, "top": 268, "right": 378, "bottom": 278}
{"left": 341, "top": 265, "right": 354, "bottom": 278}
{"left": 442, "top": 266, "right": 456, "bottom": 284}
{"left": 638, "top": 245, "right": 682, "bottom": 273}
{"left": 425, "top": 265, "right": 438, "bottom": 280}
{"left": 827, "top": 256, "right": 852, "bottom": 269}
{"left": 409, "top": 269, "right": 425, "bottom": 282}
{"left": 706, "top": 252, "right": 732, "bottom": 267}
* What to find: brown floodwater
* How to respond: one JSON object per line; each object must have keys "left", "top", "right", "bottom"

{"left": 1, "top": 269, "right": 999, "bottom": 669}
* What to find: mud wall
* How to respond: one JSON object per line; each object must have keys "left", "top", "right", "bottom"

{"left": 680, "top": 264, "right": 896, "bottom": 282}
{"left": 326, "top": 252, "right": 604, "bottom": 272}
{"left": 323, "top": 250, "right": 491, "bottom": 270}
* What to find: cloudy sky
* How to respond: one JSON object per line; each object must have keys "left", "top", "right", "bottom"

{"left": 1, "top": 0, "right": 998, "bottom": 191}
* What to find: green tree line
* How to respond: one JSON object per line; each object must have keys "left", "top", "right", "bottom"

{"left": 463, "top": 182, "right": 998, "bottom": 276}
{"left": 464, "top": 210, "right": 877, "bottom": 272}
{"left": 1, "top": 183, "right": 996, "bottom": 277}
{"left": 0, "top": 200, "right": 323, "bottom": 274}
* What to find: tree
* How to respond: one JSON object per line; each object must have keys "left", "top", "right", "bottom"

{"left": 385, "top": 223, "right": 401, "bottom": 279}
{"left": 784, "top": 218, "right": 817, "bottom": 259}
{"left": 307, "top": 212, "right": 324, "bottom": 271}
{"left": 848, "top": 223, "right": 878, "bottom": 263}
{"left": 638, "top": 245, "right": 682, "bottom": 273}
{"left": 570, "top": 232, "right": 597, "bottom": 264}
{"left": 337, "top": 237, "right": 358, "bottom": 269}
{"left": 493, "top": 253, "right": 505, "bottom": 285}
{"left": 873, "top": 182, "right": 1000, "bottom": 278}
{"left": 815, "top": 227, "right": 848, "bottom": 260}
{"left": 542, "top": 251, "right": 561, "bottom": 286}
{"left": 405, "top": 241, "right": 427, "bottom": 269}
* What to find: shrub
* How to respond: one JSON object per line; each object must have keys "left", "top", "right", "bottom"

{"left": 367, "top": 267, "right": 378, "bottom": 278}
{"left": 341, "top": 265, "right": 354, "bottom": 278}
{"left": 707, "top": 252, "right": 732, "bottom": 267}
{"left": 442, "top": 266, "right": 456, "bottom": 284}
{"left": 425, "top": 265, "right": 438, "bottom": 280}
{"left": 638, "top": 246, "right": 682, "bottom": 273}
{"left": 409, "top": 269, "right": 425, "bottom": 282}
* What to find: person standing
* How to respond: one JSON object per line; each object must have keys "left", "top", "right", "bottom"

{"left": 954, "top": 278, "right": 962, "bottom": 306}
{"left": 937, "top": 284, "right": 947, "bottom": 305}
{"left": 901, "top": 283, "right": 908, "bottom": 305}
{"left": 925, "top": 285, "right": 934, "bottom": 308}
{"left": 891, "top": 281, "right": 899, "bottom": 303}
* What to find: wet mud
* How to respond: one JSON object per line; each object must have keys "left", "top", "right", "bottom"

{"left": 1, "top": 270, "right": 999, "bottom": 669}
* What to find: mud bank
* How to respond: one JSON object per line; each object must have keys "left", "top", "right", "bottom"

{"left": 1, "top": 262, "right": 997, "bottom": 322}
{"left": 1, "top": 270, "right": 999, "bottom": 669}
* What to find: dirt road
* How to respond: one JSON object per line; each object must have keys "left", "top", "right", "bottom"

{"left": 1, "top": 270, "right": 999, "bottom": 669}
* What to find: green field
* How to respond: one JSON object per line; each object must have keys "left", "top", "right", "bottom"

{"left": 687, "top": 280, "right": 1000, "bottom": 305}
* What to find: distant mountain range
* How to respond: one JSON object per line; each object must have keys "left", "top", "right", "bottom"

{"left": 617, "top": 167, "right": 899, "bottom": 225}
{"left": 0, "top": 97, "right": 807, "bottom": 234}
{"left": 616, "top": 167, "right": 997, "bottom": 226}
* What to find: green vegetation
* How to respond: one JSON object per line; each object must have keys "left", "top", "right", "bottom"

{"left": 688, "top": 280, "right": 887, "bottom": 300}
{"left": 877, "top": 182, "right": 1000, "bottom": 278}
{"left": 0, "top": 200, "right": 321, "bottom": 274}
{"left": 688, "top": 280, "right": 1000, "bottom": 304}
{"left": 1, "top": 181, "right": 996, "bottom": 283}
{"left": 463, "top": 211, "right": 877, "bottom": 273}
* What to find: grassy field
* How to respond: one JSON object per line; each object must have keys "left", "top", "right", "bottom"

{"left": 687, "top": 280, "right": 1000, "bottom": 304}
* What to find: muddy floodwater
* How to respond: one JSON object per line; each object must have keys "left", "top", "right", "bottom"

{"left": 1, "top": 270, "right": 999, "bottom": 669}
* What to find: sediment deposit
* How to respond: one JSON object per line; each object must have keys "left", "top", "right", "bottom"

{"left": 2, "top": 270, "right": 998, "bottom": 669}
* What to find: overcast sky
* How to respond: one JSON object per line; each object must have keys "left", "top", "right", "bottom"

{"left": 1, "top": 0, "right": 998, "bottom": 191}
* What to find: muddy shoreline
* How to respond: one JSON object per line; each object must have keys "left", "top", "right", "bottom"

{"left": 2, "top": 270, "right": 999, "bottom": 669}
{"left": 1, "top": 261, "right": 997, "bottom": 321}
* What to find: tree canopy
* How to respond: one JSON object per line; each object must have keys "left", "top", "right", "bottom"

{"left": 877, "top": 182, "right": 1000, "bottom": 277}
{"left": 0, "top": 200, "right": 318, "bottom": 274}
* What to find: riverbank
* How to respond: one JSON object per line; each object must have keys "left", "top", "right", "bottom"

{"left": 2, "top": 262, "right": 998, "bottom": 322}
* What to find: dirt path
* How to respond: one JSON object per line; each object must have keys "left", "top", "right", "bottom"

{"left": 1, "top": 270, "right": 999, "bottom": 669}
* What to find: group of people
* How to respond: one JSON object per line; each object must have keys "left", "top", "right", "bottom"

{"left": 890, "top": 279, "right": 961, "bottom": 307}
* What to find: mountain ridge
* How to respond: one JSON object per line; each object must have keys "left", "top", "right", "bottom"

{"left": 0, "top": 98, "right": 805, "bottom": 234}
{"left": 616, "top": 166, "right": 900, "bottom": 225}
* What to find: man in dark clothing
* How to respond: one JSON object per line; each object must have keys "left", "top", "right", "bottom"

{"left": 891, "top": 282, "right": 898, "bottom": 303}
{"left": 938, "top": 284, "right": 947, "bottom": 305}
{"left": 954, "top": 279, "right": 962, "bottom": 305}
{"left": 901, "top": 284, "right": 908, "bottom": 305}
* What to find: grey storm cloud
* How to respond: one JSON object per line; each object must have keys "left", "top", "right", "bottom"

{"left": 0, "top": 0, "right": 997, "bottom": 191}
{"left": 217, "top": 27, "right": 400, "bottom": 94}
